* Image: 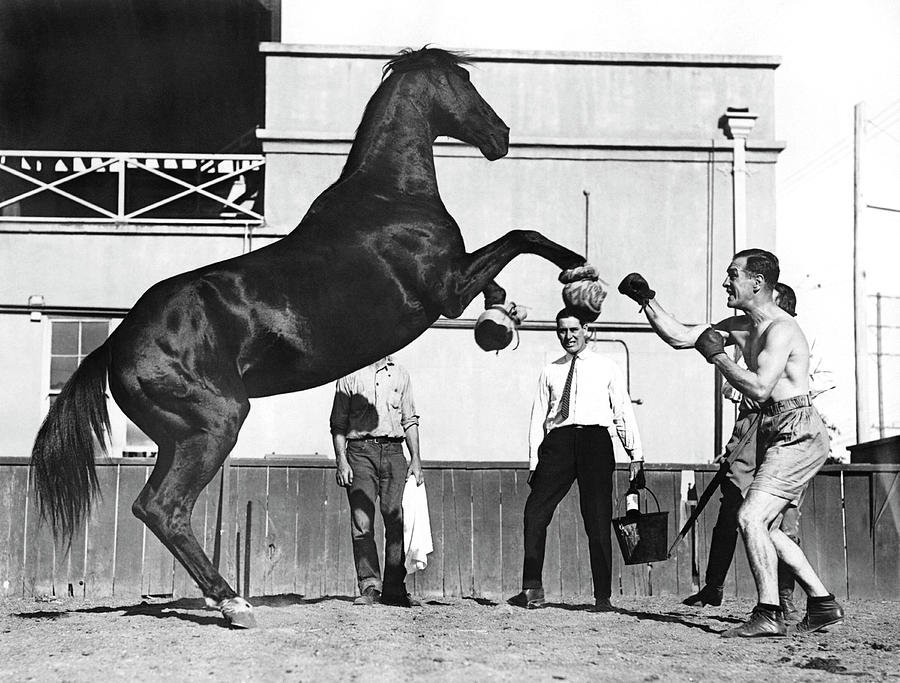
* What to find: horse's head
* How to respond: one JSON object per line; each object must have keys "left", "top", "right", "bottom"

{"left": 384, "top": 48, "right": 509, "bottom": 161}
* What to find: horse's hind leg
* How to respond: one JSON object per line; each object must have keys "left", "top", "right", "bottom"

{"left": 441, "top": 230, "right": 586, "bottom": 317}
{"left": 132, "top": 400, "right": 254, "bottom": 628}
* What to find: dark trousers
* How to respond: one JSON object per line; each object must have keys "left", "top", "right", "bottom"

{"left": 705, "top": 478, "right": 800, "bottom": 594}
{"left": 345, "top": 440, "right": 407, "bottom": 596}
{"left": 523, "top": 425, "right": 615, "bottom": 600}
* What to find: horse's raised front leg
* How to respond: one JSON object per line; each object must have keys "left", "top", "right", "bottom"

{"left": 482, "top": 280, "right": 507, "bottom": 308}
{"left": 441, "top": 229, "right": 585, "bottom": 317}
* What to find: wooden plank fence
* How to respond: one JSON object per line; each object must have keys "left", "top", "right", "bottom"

{"left": 1, "top": 457, "right": 897, "bottom": 602}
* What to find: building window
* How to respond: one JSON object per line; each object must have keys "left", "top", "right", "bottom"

{"left": 47, "top": 318, "right": 157, "bottom": 457}
{"left": 49, "top": 320, "right": 109, "bottom": 398}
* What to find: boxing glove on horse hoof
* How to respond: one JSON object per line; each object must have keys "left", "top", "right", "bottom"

{"left": 559, "top": 263, "right": 600, "bottom": 284}
{"left": 694, "top": 327, "right": 726, "bottom": 363}
{"left": 474, "top": 302, "right": 526, "bottom": 352}
{"left": 617, "top": 272, "right": 656, "bottom": 307}
{"left": 562, "top": 279, "right": 608, "bottom": 321}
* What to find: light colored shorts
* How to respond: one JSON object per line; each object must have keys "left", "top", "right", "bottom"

{"left": 748, "top": 395, "right": 830, "bottom": 505}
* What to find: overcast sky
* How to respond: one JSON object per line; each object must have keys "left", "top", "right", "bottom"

{"left": 282, "top": 0, "right": 900, "bottom": 443}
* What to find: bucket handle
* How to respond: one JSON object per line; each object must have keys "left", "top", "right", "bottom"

{"left": 614, "top": 485, "right": 661, "bottom": 515}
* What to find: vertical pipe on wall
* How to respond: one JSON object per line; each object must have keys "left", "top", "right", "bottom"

{"left": 853, "top": 102, "right": 870, "bottom": 443}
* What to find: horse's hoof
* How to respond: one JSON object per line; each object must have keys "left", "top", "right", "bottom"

{"left": 559, "top": 263, "right": 600, "bottom": 284}
{"left": 215, "top": 596, "right": 257, "bottom": 629}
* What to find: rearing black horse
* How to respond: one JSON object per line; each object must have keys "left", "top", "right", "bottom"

{"left": 31, "top": 48, "right": 587, "bottom": 627}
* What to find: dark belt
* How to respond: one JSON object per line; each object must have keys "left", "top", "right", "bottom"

{"left": 349, "top": 435, "right": 404, "bottom": 443}
{"left": 760, "top": 394, "right": 811, "bottom": 416}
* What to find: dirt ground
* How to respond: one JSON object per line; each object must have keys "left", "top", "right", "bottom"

{"left": 1, "top": 593, "right": 897, "bottom": 681}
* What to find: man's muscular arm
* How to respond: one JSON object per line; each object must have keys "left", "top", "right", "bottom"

{"left": 644, "top": 298, "right": 716, "bottom": 349}
{"left": 708, "top": 321, "right": 793, "bottom": 402}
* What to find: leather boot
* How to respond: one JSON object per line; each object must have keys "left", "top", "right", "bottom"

{"left": 682, "top": 584, "right": 724, "bottom": 607}
{"left": 508, "top": 587, "right": 546, "bottom": 609}
{"left": 793, "top": 596, "right": 844, "bottom": 634}
{"left": 721, "top": 605, "right": 787, "bottom": 638}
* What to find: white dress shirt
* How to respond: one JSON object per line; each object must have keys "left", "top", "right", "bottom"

{"left": 528, "top": 346, "right": 643, "bottom": 470}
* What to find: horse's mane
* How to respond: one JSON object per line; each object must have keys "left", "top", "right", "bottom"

{"left": 382, "top": 46, "right": 473, "bottom": 79}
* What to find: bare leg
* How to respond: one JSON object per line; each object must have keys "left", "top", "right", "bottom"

{"left": 439, "top": 229, "right": 585, "bottom": 317}
{"left": 737, "top": 490, "right": 790, "bottom": 604}
{"left": 770, "top": 527, "right": 829, "bottom": 597}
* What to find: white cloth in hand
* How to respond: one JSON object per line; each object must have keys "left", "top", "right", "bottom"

{"left": 402, "top": 475, "right": 433, "bottom": 573}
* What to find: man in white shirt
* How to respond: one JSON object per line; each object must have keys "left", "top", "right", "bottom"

{"left": 508, "top": 307, "right": 644, "bottom": 612}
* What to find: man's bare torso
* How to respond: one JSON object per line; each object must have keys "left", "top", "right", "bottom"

{"left": 720, "top": 309, "right": 811, "bottom": 402}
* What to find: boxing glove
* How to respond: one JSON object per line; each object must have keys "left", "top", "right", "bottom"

{"left": 618, "top": 273, "right": 656, "bottom": 307}
{"left": 695, "top": 327, "right": 726, "bottom": 363}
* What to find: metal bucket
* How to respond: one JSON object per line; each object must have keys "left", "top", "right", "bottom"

{"left": 612, "top": 487, "right": 669, "bottom": 565}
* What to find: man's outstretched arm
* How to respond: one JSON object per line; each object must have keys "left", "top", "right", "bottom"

{"left": 619, "top": 273, "right": 719, "bottom": 349}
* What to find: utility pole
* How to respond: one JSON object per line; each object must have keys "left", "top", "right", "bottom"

{"left": 853, "top": 102, "right": 870, "bottom": 444}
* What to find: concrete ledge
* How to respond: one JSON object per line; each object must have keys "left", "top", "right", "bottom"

{"left": 260, "top": 42, "right": 781, "bottom": 69}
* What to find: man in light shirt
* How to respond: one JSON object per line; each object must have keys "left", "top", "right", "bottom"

{"left": 509, "top": 307, "right": 645, "bottom": 612}
{"left": 330, "top": 356, "right": 423, "bottom": 608}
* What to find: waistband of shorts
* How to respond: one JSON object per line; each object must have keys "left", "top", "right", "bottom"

{"left": 760, "top": 394, "right": 811, "bottom": 416}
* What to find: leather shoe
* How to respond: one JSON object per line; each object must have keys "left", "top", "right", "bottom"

{"left": 381, "top": 592, "right": 421, "bottom": 608}
{"left": 793, "top": 596, "right": 844, "bottom": 634}
{"left": 353, "top": 586, "right": 381, "bottom": 606}
{"left": 589, "top": 597, "right": 614, "bottom": 613}
{"left": 721, "top": 605, "right": 786, "bottom": 638}
{"left": 682, "top": 585, "right": 723, "bottom": 607}
{"left": 508, "top": 588, "right": 546, "bottom": 609}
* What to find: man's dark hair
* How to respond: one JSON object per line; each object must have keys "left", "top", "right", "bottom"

{"left": 555, "top": 307, "right": 591, "bottom": 326}
{"left": 774, "top": 282, "right": 797, "bottom": 316}
{"left": 734, "top": 248, "right": 780, "bottom": 288}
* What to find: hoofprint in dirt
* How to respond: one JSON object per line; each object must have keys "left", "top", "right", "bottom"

{"left": 1, "top": 595, "right": 897, "bottom": 681}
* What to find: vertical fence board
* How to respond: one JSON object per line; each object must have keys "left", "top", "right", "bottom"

{"left": 264, "top": 467, "right": 296, "bottom": 596}
{"left": 236, "top": 467, "right": 269, "bottom": 598}
{"left": 645, "top": 471, "right": 678, "bottom": 596}
{"left": 23, "top": 474, "right": 58, "bottom": 597}
{"left": 113, "top": 465, "right": 145, "bottom": 598}
{"left": 844, "top": 473, "right": 875, "bottom": 598}
{"left": 294, "top": 469, "right": 326, "bottom": 597}
{"left": 448, "top": 470, "right": 473, "bottom": 596}
{"left": 441, "top": 470, "right": 461, "bottom": 597}
{"left": 322, "top": 473, "right": 346, "bottom": 596}
{"left": 557, "top": 483, "right": 581, "bottom": 599}
{"left": 84, "top": 465, "right": 119, "bottom": 599}
{"left": 414, "top": 472, "right": 443, "bottom": 598}
{"left": 799, "top": 478, "right": 822, "bottom": 584}
{"left": 810, "top": 473, "right": 847, "bottom": 597}
{"left": 221, "top": 465, "right": 241, "bottom": 593}
{"left": 872, "top": 472, "right": 900, "bottom": 599}
{"left": 500, "top": 470, "right": 525, "bottom": 598}
{"left": 0, "top": 465, "right": 28, "bottom": 596}
{"left": 473, "top": 471, "right": 502, "bottom": 599}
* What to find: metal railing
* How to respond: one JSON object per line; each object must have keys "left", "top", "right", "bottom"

{"left": 0, "top": 150, "right": 264, "bottom": 225}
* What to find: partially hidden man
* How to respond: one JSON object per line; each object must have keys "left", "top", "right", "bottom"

{"left": 330, "top": 356, "right": 423, "bottom": 607}
{"left": 509, "top": 307, "right": 645, "bottom": 612}
{"left": 619, "top": 248, "right": 844, "bottom": 637}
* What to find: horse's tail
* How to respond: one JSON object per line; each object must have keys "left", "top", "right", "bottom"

{"left": 31, "top": 342, "right": 112, "bottom": 543}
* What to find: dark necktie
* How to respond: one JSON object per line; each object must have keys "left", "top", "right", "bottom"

{"left": 558, "top": 354, "right": 577, "bottom": 420}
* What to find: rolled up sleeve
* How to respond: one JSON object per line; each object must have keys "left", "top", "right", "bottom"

{"left": 329, "top": 378, "right": 351, "bottom": 435}
{"left": 608, "top": 362, "right": 643, "bottom": 460}
{"left": 399, "top": 370, "right": 420, "bottom": 430}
